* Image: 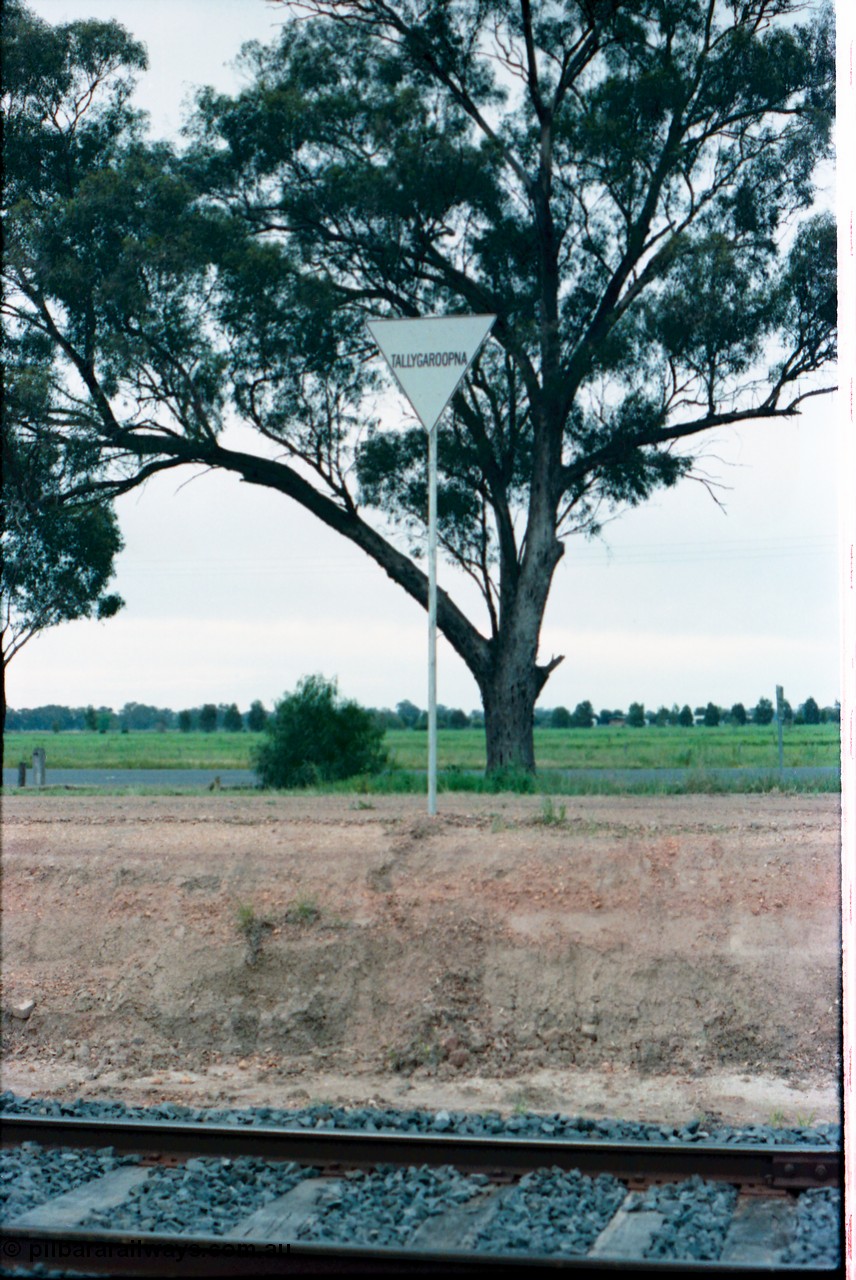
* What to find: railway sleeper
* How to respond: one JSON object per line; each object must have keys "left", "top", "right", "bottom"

{"left": 0, "top": 1161, "right": 828, "bottom": 1270}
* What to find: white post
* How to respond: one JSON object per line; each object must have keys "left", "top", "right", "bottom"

{"left": 775, "top": 684, "right": 784, "bottom": 772}
{"left": 428, "top": 422, "right": 438, "bottom": 817}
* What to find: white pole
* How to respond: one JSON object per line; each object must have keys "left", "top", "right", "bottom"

{"left": 776, "top": 684, "right": 784, "bottom": 772}
{"left": 428, "top": 421, "right": 438, "bottom": 816}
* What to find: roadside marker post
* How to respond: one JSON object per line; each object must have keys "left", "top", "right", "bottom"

{"left": 775, "top": 684, "right": 785, "bottom": 772}
{"left": 366, "top": 314, "right": 496, "bottom": 815}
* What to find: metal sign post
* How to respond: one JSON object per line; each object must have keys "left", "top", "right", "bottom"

{"left": 427, "top": 422, "right": 438, "bottom": 815}
{"left": 366, "top": 314, "right": 496, "bottom": 815}
{"left": 775, "top": 684, "right": 785, "bottom": 772}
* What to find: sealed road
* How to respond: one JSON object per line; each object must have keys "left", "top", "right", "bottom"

{"left": 2, "top": 766, "right": 838, "bottom": 789}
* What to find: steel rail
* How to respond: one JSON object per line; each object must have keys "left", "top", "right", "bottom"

{"left": 0, "top": 1114, "right": 841, "bottom": 1191}
{"left": 0, "top": 1222, "right": 842, "bottom": 1278}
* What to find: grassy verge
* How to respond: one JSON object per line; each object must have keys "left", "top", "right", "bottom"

{"left": 10, "top": 769, "right": 840, "bottom": 798}
{"left": 3, "top": 723, "right": 840, "bottom": 772}
{"left": 326, "top": 767, "right": 841, "bottom": 797}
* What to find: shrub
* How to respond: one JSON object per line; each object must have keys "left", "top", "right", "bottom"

{"left": 627, "top": 701, "right": 646, "bottom": 727}
{"left": 396, "top": 699, "right": 421, "bottom": 728}
{"left": 223, "top": 702, "right": 243, "bottom": 732}
{"left": 253, "top": 674, "right": 388, "bottom": 788}
{"left": 753, "top": 697, "right": 774, "bottom": 725}
{"left": 570, "top": 700, "right": 595, "bottom": 728}
{"left": 247, "top": 700, "right": 268, "bottom": 732}
{"left": 199, "top": 703, "right": 218, "bottom": 733}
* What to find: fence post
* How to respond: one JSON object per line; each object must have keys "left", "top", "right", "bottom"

{"left": 17, "top": 762, "right": 26, "bottom": 787}
{"left": 32, "top": 748, "right": 46, "bottom": 787}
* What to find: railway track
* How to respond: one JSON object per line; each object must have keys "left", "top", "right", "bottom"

{"left": 0, "top": 1114, "right": 843, "bottom": 1276}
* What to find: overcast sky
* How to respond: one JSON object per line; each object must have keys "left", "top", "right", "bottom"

{"left": 9, "top": 0, "right": 844, "bottom": 718}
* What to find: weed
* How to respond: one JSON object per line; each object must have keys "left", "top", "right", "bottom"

{"left": 537, "top": 797, "right": 567, "bottom": 825}
{"left": 286, "top": 897, "right": 320, "bottom": 925}
{"left": 768, "top": 1108, "right": 787, "bottom": 1128}
{"left": 385, "top": 1038, "right": 442, "bottom": 1073}
{"left": 349, "top": 798, "right": 375, "bottom": 810}
{"left": 235, "top": 902, "right": 272, "bottom": 967}
{"left": 795, "top": 1111, "right": 817, "bottom": 1129}
{"left": 236, "top": 902, "right": 256, "bottom": 933}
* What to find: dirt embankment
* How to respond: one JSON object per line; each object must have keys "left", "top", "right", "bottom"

{"left": 1, "top": 792, "right": 841, "bottom": 1126}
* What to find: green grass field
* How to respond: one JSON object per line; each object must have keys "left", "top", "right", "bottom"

{"left": 3, "top": 723, "right": 840, "bottom": 773}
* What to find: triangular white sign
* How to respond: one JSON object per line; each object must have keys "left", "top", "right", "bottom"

{"left": 367, "top": 314, "right": 496, "bottom": 431}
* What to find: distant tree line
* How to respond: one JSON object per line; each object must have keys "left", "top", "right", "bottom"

{"left": 545, "top": 697, "right": 839, "bottom": 728}
{"left": 5, "top": 694, "right": 839, "bottom": 734}
{"left": 4, "top": 700, "right": 269, "bottom": 733}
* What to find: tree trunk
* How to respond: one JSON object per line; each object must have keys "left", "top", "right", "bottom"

{"left": 479, "top": 571, "right": 562, "bottom": 773}
{"left": 481, "top": 658, "right": 541, "bottom": 773}
{"left": 478, "top": 453, "right": 565, "bottom": 772}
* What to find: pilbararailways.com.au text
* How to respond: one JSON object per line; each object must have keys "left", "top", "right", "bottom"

{"left": 2, "top": 1237, "right": 291, "bottom": 1264}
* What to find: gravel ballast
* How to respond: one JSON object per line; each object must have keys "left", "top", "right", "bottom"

{"left": 0, "top": 1094, "right": 841, "bottom": 1266}
{"left": 0, "top": 1091, "right": 840, "bottom": 1148}
{"left": 0, "top": 1142, "right": 140, "bottom": 1221}
{"left": 469, "top": 1167, "right": 627, "bottom": 1256}
{"left": 78, "top": 1155, "right": 313, "bottom": 1237}
{"left": 292, "top": 1164, "right": 487, "bottom": 1247}
{"left": 637, "top": 1176, "right": 739, "bottom": 1260}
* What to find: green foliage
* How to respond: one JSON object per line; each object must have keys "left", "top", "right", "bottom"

{"left": 223, "top": 702, "right": 243, "bottom": 732}
{"left": 550, "top": 706, "right": 571, "bottom": 729}
{"left": 753, "top": 697, "right": 775, "bottom": 726}
{"left": 253, "top": 674, "right": 388, "bottom": 788}
{"left": 118, "top": 703, "right": 175, "bottom": 731}
{"left": 178, "top": 709, "right": 193, "bottom": 733}
{"left": 570, "top": 701, "right": 595, "bottom": 729}
{"left": 730, "top": 702, "right": 747, "bottom": 726}
{"left": 235, "top": 902, "right": 256, "bottom": 933}
{"left": 679, "top": 705, "right": 694, "bottom": 728}
{"left": 537, "top": 797, "right": 567, "bottom": 825}
{"left": 246, "top": 700, "right": 268, "bottom": 732}
{"left": 199, "top": 704, "right": 218, "bottom": 733}
{"left": 1, "top": 425, "right": 124, "bottom": 703}
{"left": 703, "top": 702, "right": 721, "bottom": 727}
{"left": 0, "top": 721, "right": 841, "bottom": 797}
{"left": 627, "top": 702, "right": 646, "bottom": 728}
{"left": 396, "top": 699, "right": 422, "bottom": 729}
{"left": 802, "top": 696, "right": 820, "bottom": 725}
{"left": 285, "top": 897, "right": 320, "bottom": 925}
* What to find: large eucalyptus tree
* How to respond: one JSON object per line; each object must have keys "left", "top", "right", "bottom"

{"left": 2, "top": 0, "right": 835, "bottom": 769}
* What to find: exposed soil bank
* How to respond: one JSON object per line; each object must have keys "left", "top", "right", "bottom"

{"left": 1, "top": 792, "right": 841, "bottom": 1126}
